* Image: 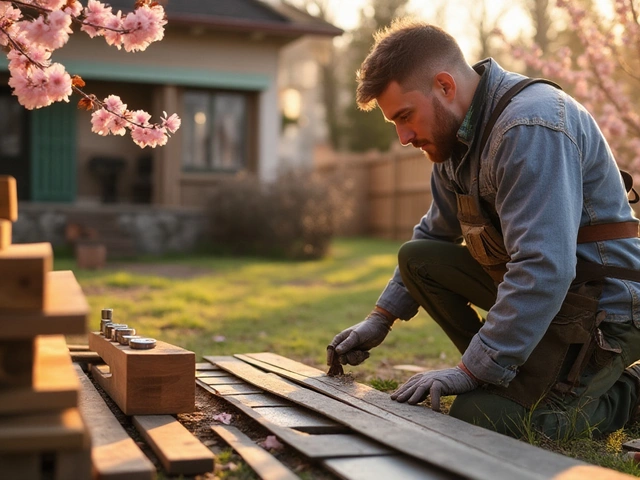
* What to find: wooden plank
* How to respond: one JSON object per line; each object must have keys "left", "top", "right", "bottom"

{"left": 0, "top": 335, "right": 78, "bottom": 414}
{"left": 0, "top": 408, "right": 87, "bottom": 452}
{"left": 198, "top": 375, "right": 247, "bottom": 385}
{"left": 252, "top": 406, "right": 347, "bottom": 434}
{"left": 623, "top": 438, "right": 640, "bottom": 451}
{"left": 132, "top": 415, "right": 214, "bottom": 476}
{"left": 75, "top": 364, "right": 155, "bottom": 480}
{"left": 196, "top": 370, "right": 230, "bottom": 378}
{"left": 204, "top": 356, "right": 540, "bottom": 480}
{"left": 196, "top": 362, "right": 221, "bottom": 371}
{"left": 0, "top": 338, "right": 33, "bottom": 387}
{"left": 89, "top": 332, "right": 194, "bottom": 415}
{"left": 211, "top": 425, "right": 299, "bottom": 480}
{"left": 240, "top": 352, "right": 586, "bottom": 477}
{"left": 325, "top": 455, "right": 456, "bottom": 480}
{"left": 203, "top": 382, "right": 264, "bottom": 396}
{"left": 0, "top": 176, "right": 17, "bottom": 222}
{"left": 230, "top": 393, "right": 291, "bottom": 408}
{"left": 0, "top": 271, "right": 88, "bottom": 339}
{"left": 198, "top": 379, "right": 393, "bottom": 459}
{"left": 0, "top": 219, "right": 11, "bottom": 250}
{"left": 0, "top": 242, "right": 51, "bottom": 311}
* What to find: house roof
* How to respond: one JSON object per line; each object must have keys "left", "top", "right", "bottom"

{"left": 105, "top": 0, "right": 343, "bottom": 38}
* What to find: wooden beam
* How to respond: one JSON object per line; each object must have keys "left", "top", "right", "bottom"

{"left": 89, "top": 332, "right": 194, "bottom": 415}
{"left": 0, "top": 242, "right": 52, "bottom": 311}
{"left": 0, "top": 335, "right": 78, "bottom": 414}
{"left": 238, "top": 352, "right": 586, "bottom": 478}
{"left": 132, "top": 415, "right": 214, "bottom": 476}
{"left": 325, "top": 455, "right": 455, "bottom": 480}
{"left": 75, "top": 364, "right": 155, "bottom": 480}
{"left": 211, "top": 425, "right": 299, "bottom": 480}
{"left": 0, "top": 271, "right": 88, "bottom": 339}
{"left": 0, "top": 176, "right": 17, "bottom": 222}
{"left": 204, "top": 356, "right": 540, "bottom": 480}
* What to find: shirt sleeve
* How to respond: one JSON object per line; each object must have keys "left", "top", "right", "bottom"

{"left": 376, "top": 164, "right": 464, "bottom": 320}
{"left": 462, "top": 122, "right": 583, "bottom": 386}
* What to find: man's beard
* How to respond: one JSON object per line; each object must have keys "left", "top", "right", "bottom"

{"left": 416, "top": 96, "right": 460, "bottom": 163}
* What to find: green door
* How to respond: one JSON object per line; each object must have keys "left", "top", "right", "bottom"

{"left": 30, "top": 100, "right": 76, "bottom": 202}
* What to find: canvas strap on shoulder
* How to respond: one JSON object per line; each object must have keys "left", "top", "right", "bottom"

{"left": 478, "top": 78, "right": 561, "bottom": 155}
{"left": 480, "top": 77, "right": 639, "bottom": 245}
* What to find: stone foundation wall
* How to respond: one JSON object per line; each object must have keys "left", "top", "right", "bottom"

{"left": 13, "top": 203, "right": 209, "bottom": 257}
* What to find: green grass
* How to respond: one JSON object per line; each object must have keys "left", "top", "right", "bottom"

{"left": 57, "top": 237, "right": 640, "bottom": 476}
{"left": 59, "top": 237, "right": 458, "bottom": 381}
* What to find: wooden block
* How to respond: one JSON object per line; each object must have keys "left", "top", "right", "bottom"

{"left": 252, "top": 406, "right": 347, "bottom": 434}
{"left": 0, "top": 335, "right": 79, "bottom": 414}
{"left": 0, "top": 176, "right": 17, "bottom": 222}
{"left": 133, "top": 415, "right": 214, "bottom": 475}
{"left": 0, "top": 271, "right": 88, "bottom": 339}
{"left": 0, "top": 338, "right": 34, "bottom": 388}
{"left": 75, "top": 364, "right": 155, "bottom": 480}
{"left": 0, "top": 219, "right": 11, "bottom": 250}
{"left": 89, "top": 332, "right": 195, "bottom": 415}
{"left": 0, "top": 408, "right": 88, "bottom": 453}
{"left": 0, "top": 242, "right": 52, "bottom": 311}
{"left": 552, "top": 465, "right": 639, "bottom": 479}
{"left": 211, "top": 425, "right": 299, "bottom": 480}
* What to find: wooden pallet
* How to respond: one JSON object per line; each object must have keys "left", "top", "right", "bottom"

{"left": 200, "top": 353, "right": 637, "bottom": 480}
{"left": 89, "top": 332, "right": 195, "bottom": 415}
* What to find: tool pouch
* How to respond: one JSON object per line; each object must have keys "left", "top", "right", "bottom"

{"left": 485, "top": 282, "right": 602, "bottom": 408}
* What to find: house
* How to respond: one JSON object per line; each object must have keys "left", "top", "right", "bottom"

{"left": 0, "top": 0, "right": 342, "bottom": 255}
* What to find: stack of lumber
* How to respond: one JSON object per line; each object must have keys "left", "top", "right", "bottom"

{"left": 0, "top": 176, "right": 91, "bottom": 480}
{"left": 200, "top": 353, "right": 638, "bottom": 480}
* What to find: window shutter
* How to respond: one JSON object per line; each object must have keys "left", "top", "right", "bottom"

{"left": 30, "top": 101, "right": 76, "bottom": 202}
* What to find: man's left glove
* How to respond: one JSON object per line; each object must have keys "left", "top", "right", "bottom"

{"left": 390, "top": 365, "right": 479, "bottom": 411}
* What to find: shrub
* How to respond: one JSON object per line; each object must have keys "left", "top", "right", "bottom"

{"left": 205, "top": 169, "right": 353, "bottom": 260}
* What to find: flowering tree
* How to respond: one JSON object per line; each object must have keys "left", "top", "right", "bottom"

{"left": 509, "top": 0, "right": 640, "bottom": 182}
{"left": 0, "top": 0, "right": 180, "bottom": 148}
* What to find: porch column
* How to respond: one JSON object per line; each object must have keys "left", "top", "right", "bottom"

{"left": 153, "top": 85, "right": 181, "bottom": 206}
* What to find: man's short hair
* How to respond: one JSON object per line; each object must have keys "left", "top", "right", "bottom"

{"left": 356, "top": 19, "right": 467, "bottom": 111}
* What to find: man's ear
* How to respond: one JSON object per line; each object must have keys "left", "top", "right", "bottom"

{"left": 433, "top": 72, "right": 456, "bottom": 100}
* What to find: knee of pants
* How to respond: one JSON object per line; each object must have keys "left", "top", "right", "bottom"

{"left": 449, "top": 389, "right": 527, "bottom": 437}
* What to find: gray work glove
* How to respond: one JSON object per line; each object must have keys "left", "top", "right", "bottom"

{"left": 390, "top": 365, "right": 479, "bottom": 411}
{"left": 327, "top": 310, "right": 394, "bottom": 366}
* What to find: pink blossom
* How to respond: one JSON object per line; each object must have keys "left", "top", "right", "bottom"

{"left": 212, "top": 413, "right": 233, "bottom": 425}
{"left": 103, "top": 94, "right": 126, "bottom": 115}
{"left": 91, "top": 108, "right": 113, "bottom": 136}
{"left": 130, "top": 109, "right": 151, "bottom": 126}
{"left": 260, "top": 436, "right": 284, "bottom": 451}
{"left": 81, "top": 0, "right": 112, "bottom": 38}
{"left": 121, "top": 5, "right": 166, "bottom": 52}
{"left": 45, "top": 62, "right": 71, "bottom": 102}
{"left": 102, "top": 11, "right": 123, "bottom": 48}
{"left": 162, "top": 112, "right": 181, "bottom": 133}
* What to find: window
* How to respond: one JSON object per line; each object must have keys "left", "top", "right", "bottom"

{"left": 182, "top": 90, "right": 249, "bottom": 172}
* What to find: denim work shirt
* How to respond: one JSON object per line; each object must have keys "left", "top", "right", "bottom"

{"left": 376, "top": 58, "right": 640, "bottom": 386}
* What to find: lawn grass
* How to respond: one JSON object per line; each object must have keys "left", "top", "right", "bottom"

{"left": 56, "top": 237, "right": 640, "bottom": 476}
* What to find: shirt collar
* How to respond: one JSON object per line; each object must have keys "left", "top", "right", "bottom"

{"left": 456, "top": 61, "right": 491, "bottom": 147}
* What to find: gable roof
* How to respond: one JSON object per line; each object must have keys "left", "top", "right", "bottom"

{"left": 105, "top": 0, "right": 343, "bottom": 38}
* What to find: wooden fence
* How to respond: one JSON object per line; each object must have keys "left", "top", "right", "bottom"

{"left": 315, "top": 146, "right": 434, "bottom": 240}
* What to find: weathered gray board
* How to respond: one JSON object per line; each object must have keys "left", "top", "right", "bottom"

{"left": 197, "top": 366, "right": 394, "bottom": 460}
{"left": 203, "top": 356, "right": 540, "bottom": 480}
{"left": 211, "top": 425, "right": 299, "bottom": 480}
{"left": 238, "top": 352, "right": 588, "bottom": 479}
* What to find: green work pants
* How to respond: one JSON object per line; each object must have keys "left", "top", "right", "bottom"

{"left": 397, "top": 239, "right": 640, "bottom": 439}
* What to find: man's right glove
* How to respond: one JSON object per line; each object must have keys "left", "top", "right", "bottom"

{"left": 327, "top": 308, "right": 395, "bottom": 366}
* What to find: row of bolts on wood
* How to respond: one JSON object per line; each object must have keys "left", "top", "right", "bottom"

{"left": 99, "top": 308, "right": 157, "bottom": 350}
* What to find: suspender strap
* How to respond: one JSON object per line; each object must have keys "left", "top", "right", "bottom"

{"left": 479, "top": 78, "right": 561, "bottom": 154}
{"left": 577, "top": 221, "right": 639, "bottom": 244}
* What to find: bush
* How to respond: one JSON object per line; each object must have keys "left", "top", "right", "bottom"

{"left": 205, "top": 169, "right": 353, "bottom": 260}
